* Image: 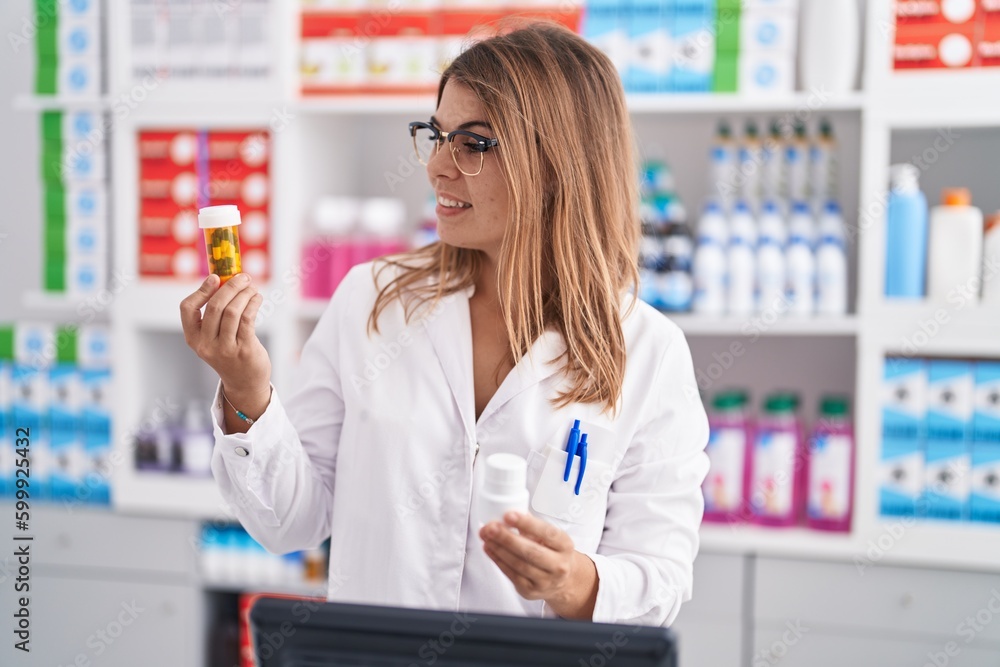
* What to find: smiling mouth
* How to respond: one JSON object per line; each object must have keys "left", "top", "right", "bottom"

{"left": 438, "top": 195, "right": 472, "bottom": 209}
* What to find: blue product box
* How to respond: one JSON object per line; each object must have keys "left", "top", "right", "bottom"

{"left": 49, "top": 364, "right": 83, "bottom": 502}
{"left": 670, "top": 5, "right": 716, "bottom": 92}
{"left": 583, "top": 0, "right": 631, "bottom": 80}
{"left": 628, "top": 0, "right": 671, "bottom": 93}
{"left": 12, "top": 364, "right": 50, "bottom": 502}
{"left": 971, "top": 361, "right": 1000, "bottom": 523}
{"left": 0, "top": 361, "right": 10, "bottom": 499}
{"left": 879, "top": 358, "right": 926, "bottom": 517}
{"left": 81, "top": 366, "right": 112, "bottom": 505}
{"left": 923, "top": 360, "right": 973, "bottom": 521}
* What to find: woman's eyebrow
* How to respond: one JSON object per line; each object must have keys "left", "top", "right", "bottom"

{"left": 430, "top": 115, "right": 493, "bottom": 132}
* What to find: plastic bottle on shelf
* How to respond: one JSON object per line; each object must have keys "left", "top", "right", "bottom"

{"left": 693, "top": 202, "right": 729, "bottom": 315}
{"left": 727, "top": 201, "right": 758, "bottom": 316}
{"left": 709, "top": 120, "right": 738, "bottom": 208}
{"left": 885, "top": 164, "right": 929, "bottom": 299}
{"left": 799, "top": 0, "right": 859, "bottom": 94}
{"left": 761, "top": 119, "right": 785, "bottom": 204}
{"left": 179, "top": 400, "right": 213, "bottom": 477}
{"left": 305, "top": 196, "right": 358, "bottom": 299}
{"left": 786, "top": 121, "right": 810, "bottom": 204}
{"left": 738, "top": 120, "right": 762, "bottom": 209}
{"left": 412, "top": 193, "right": 440, "bottom": 249}
{"left": 703, "top": 390, "right": 753, "bottom": 523}
{"left": 786, "top": 202, "right": 817, "bottom": 316}
{"left": 638, "top": 199, "right": 666, "bottom": 308}
{"left": 756, "top": 200, "right": 787, "bottom": 315}
{"left": 816, "top": 201, "right": 849, "bottom": 316}
{"left": 809, "top": 119, "right": 837, "bottom": 206}
{"left": 749, "top": 392, "right": 804, "bottom": 527}
{"left": 983, "top": 213, "right": 1000, "bottom": 305}
{"left": 927, "top": 188, "right": 984, "bottom": 302}
{"left": 660, "top": 221, "right": 695, "bottom": 312}
{"left": 806, "top": 396, "right": 855, "bottom": 532}
{"left": 356, "top": 197, "right": 408, "bottom": 268}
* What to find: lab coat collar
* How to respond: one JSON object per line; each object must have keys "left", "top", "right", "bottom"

{"left": 421, "top": 282, "right": 567, "bottom": 435}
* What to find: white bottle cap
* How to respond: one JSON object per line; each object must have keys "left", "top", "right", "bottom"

{"left": 484, "top": 453, "right": 528, "bottom": 496}
{"left": 313, "top": 196, "right": 360, "bottom": 235}
{"left": 360, "top": 198, "right": 406, "bottom": 237}
{"left": 198, "top": 205, "right": 242, "bottom": 229}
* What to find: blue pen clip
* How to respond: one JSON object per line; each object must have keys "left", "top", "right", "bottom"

{"left": 574, "top": 434, "right": 588, "bottom": 496}
{"left": 563, "top": 419, "right": 581, "bottom": 482}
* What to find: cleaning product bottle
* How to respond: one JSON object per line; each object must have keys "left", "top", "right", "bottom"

{"left": 756, "top": 200, "right": 787, "bottom": 314}
{"left": 661, "top": 220, "right": 695, "bottom": 312}
{"left": 303, "top": 196, "right": 359, "bottom": 299}
{"left": 180, "top": 400, "right": 214, "bottom": 476}
{"left": 693, "top": 202, "right": 729, "bottom": 315}
{"left": 709, "top": 120, "right": 738, "bottom": 208}
{"left": 727, "top": 200, "right": 758, "bottom": 316}
{"left": 885, "top": 164, "right": 929, "bottom": 299}
{"left": 749, "top": 392, "right": 804, "bottom": 526}
{"left": 806, "top": 395, "right": 855, "bottom": 531}
{"left": 761, "top": 119, "right": 785, "bottom": 204}
{"left": 786, "top": 202, "right": 816, "bottom": 316}
{"left": 983, "top": 212, "right": 1000, "bottom": 305}
{"left": 799, "top": 0, "right": 859, "bottom": 93}
{"left": 785, "top": 121, "right": 810, "bottom": 203}
{"left": 816, "top": 201, "right": 848, "bottom": 315}
{"left": 703, "top": 390, "right": 753, "bottom": 523}
{"left": 927, "top": 188, "right": 984, "bottom": 301}
{"left": 809, "top": 119, "right": 837, "bottom": 206}
{"left": 739, "top": 120, "right": 763, "bottom": 209}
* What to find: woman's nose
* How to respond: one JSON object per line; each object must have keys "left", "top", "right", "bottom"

{"left": 427, "top": 140, "right": 459, "bottom": 180}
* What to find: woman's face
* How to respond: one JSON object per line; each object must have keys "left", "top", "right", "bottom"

{"left": 426, "top": 80, "right": 509, "bottom": 259}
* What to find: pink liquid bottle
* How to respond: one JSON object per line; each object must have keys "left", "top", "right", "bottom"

{"left": 302, "top": 197, "right": 359, "bottom": 299}
{"left": 805, "top": 396, "right": 855, "bottom": 532}
{"left": 702, "top": 390, "right": 753, "bottom": 524}
{"left": 749, "top": 392, "right": 805, "bottom": 527}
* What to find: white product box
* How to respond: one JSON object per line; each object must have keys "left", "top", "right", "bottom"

{"left": 77, "top": 326, "right": 112, "bottom": 369}
{"left": 61, "top": 141, "right": 106, "bottom": 182}
{"left": 67, "top": 217, "right": 107, "bottom": 258}
{"left": 67, "top": 182, "right": 108, "bottom": 222}
{"left": 67, "top": 253, "right": 108, "bottom": 295}
{"left": 368, "top": 37, "right": 439, "bottom": 88}
{"left": 59, "top": 57, "right": 103, "bottom": 97}
{"left": 741, "top": 8, "right": 799, "bottom": 53}
{"left": 739, "top": 51, "right": 795, "bottom": 94}
{"left": 236, "top": 1, "right": 272, "bottom": 76}
{"left": 301, "top": 38, "right": 366, "bottom": 88}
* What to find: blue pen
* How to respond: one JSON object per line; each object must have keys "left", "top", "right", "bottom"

{"left": 563, "top": 419, "right": 581, "bottom": 482}
{"left": 574, "top": 434, "right": 588, "bottom": 496}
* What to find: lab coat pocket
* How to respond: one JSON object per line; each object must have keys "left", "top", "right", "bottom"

{"left": 527, "top": 446, "right": 612, "bottom": 525}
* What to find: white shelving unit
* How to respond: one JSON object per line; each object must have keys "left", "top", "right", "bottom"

{"left": 17, "top": 0, "right": 1000, "bottom": 575}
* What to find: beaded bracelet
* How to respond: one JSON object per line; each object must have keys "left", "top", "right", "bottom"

{"left": 222, "top": 388, "right": 261, "bottom": 425}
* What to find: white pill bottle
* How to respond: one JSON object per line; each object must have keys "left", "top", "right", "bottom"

{"left": 476, "top": 453, "right": 530, "bottom": 528}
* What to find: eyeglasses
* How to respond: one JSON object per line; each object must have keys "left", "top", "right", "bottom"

{"left": 408, "top": 120, "right": 500, "bottom": 177}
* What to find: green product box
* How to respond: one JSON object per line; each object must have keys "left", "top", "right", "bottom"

{"left": 41, "top": 110, "right": 62, "bottom": 142}
{"left": 45, "top": 225, "right": 67, "bottom": 257}
{"left": 55, "top": 326, "right": 77, "bottom": 364}
{"left": 41, "top": 139, "right": 65, "bottom": 184}
{"left": 35, "top": 63, "right": 57, "bottom": 95}
{"left": 45, "top": 261, "right": 66, "bottom": 292}
{"left": 713, "top": 53, "right": 739, "bottom": 93}
{"left": 45, "top": 184, "right": 67, "bottom": 227}
{"left": 0, "top": 326, "right": 13, "bottom": 361}
{"left": 36, "top": 23, "right": 58, "bottom": 58}
{"left": 36, "top": 0, "right": 59, "bottom": 17}
{"left": 715, "top": 8, "right": 740, "bottom": 54}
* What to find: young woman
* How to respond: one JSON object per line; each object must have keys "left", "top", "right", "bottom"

{"left": 180, "top": 22, "right": 709, "bottom": 626}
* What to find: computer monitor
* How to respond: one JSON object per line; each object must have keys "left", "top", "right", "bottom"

{"left": 250, "top": 596, "right": 677, "bottom": 667}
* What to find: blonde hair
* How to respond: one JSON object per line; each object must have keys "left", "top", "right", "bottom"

{"left": 368, "top": 21, "right": 640, "bottom": 415}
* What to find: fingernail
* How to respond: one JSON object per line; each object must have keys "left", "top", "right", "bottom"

{"left": 239, "top": 273, "right": 250, "bottom": 284}
{"left": 505, "top": 511, "right": 520, "bottom": 523}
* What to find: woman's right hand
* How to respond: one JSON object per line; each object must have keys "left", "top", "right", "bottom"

{"left": 180, "top": 273, "right": 272, "bottom": 419}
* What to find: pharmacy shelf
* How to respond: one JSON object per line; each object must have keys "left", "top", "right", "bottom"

{"left": 861, "top": 303, "right": 1000, "bottom": 357}
{"left": 202, "top": 579, "right": 328, "bottom": 597}
{"left": 667, "top": 314, "right": 860, "bottom": 337}
{"left": 871, "top": 69, "right": 1000, "bottom": 129}
{"left": 21, "top": 289, "right": 110, "bottom": 318}
{"left": 114, "top": 471, "right": 237, "bottom": 522}
{"left": 114, "top": 281, "right": 277, "bottom": 333}
{"left": 12, "top": 93, "right": 113, "bottom": 111}
{"left": 292, "top": 92, "right": 867, "bottom": 116}
{"left": 857, "top": 521, "right": 1000, "bottom": 574}
{"left": 699, "top": 524, "right": 862, "bottom": 561}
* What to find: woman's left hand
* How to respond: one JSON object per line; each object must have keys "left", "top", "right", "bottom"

{"left": 480, "top": 512, "right": 599, "bottom": 620}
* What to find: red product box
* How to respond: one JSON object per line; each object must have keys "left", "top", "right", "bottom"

{"left": 895, "top": 0, "right": 980, "bottom": 26}
{"left": 980, "top": 12, "right": 1000, "bottom": 65}
{"left": 138, "top": 130, "right": 201, "bottom": 166}
{"left": 894, "top": 22, "right": 979, "bottom": 68}
{"left": 139, "top": 161, "right": 201, "bottom": 205}
{"left": 139, "top": 237, "right": 205, "bottom": 279}
{"left": 207, "top": 131, "right": 270, "bottom": 168}
{"left": 139, "top": 199, "right": 200, "bottom": 243}
{"left": 207, "top": 173, "right": 270, "bottom": 209}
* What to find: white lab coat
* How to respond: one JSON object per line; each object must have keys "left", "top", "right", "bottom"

{"left": 210, "top": 261, "right": 709, "bottom": 626}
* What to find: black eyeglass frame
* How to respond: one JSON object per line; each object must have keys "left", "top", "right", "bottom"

{"left": 408, "top": 120, "right": 500, "bottom": 176}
